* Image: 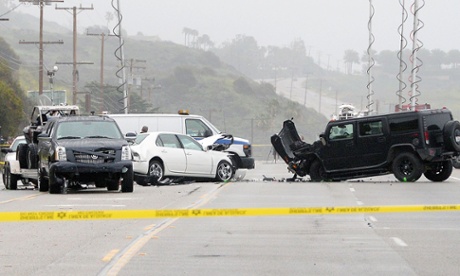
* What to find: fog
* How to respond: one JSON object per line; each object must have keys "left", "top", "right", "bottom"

{"left": 15, "top": 0, "right": 460, "bottom": 66}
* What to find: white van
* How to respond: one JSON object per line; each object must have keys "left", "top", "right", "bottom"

{"left": 107, "top": 112, "right": 255, "bottom": 170}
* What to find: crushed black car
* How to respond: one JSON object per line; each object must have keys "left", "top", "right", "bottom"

{"left": 271, "top": 108, "right": 460, "bottom": 182}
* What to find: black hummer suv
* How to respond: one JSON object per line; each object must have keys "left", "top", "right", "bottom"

{"left": 37, "top": 115, "right": 134, "bottom": 193}
{"left": 271, "top": 108, "right": 460, "bottom": 182}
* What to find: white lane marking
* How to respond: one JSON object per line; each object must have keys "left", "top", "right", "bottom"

{"left": 449, "top": 177, "right": 460, "bottom": 181}
{"left": 368, "top": 216, "right": 377, "bottom": 222}
{"left": 44, "top": 204, "right": 126, "bottom": 207}
{"left": 349, "top": 187, "right": 356, "bottom": 192}
{"left": 67, "top": 198, "right": 136, "bottom": 201}
{"left": 356, "top": 200, "right": 364, "bottom": 205}
{"left": 391, "top": 237, "right": 408, "bottom": 247}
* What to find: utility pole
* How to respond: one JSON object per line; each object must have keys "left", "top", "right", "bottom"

{"left": 87, "top": 30, "right": 115, "bottom": 113}
{"left": 125, "top": 59, "right": 146, "bottom": 111}
{"left": 19, "top": 0, "right": 63, "bottom": 96}
{"left": 55, "top": 4, "right": 94, "bottom": 105}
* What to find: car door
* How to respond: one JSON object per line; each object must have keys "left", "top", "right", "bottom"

{"left": 176, "top": 134, "right": 214, "bottom": 176}
{"left": 320, "top": 121, "right": 357, "bottom": 170}
{"left": 156, "top": 134, "right": 186, "bottom": 173}
{"left": 37, "top": 121, "right": 55, "bottom": 172}
{"left": 356, "top": 119, "right": 389, "bottom": 167}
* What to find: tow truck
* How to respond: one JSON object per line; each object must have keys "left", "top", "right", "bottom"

{"left": 2, "top": 105, "right": 79, "bottom": 189}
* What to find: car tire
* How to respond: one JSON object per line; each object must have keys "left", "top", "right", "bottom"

{"left": 424, "top": 161, "right": 453, "bottom": 182}
{"left": 443, "top": 120, "right": 460, "bottom": 152}
{"left": 5, "top": 164, "right": 19, "bottom": 190}
{"left": 392, "top": 152, "right": 423, "bottom": 182}
{"left": 49, "top": 166, "right": 63, "bottom": 194}
{"left": 106, "top": 179, "right": 119, "bottom": 191}
{"left": 17, "top": 143, "right": 28, "bottom": 169}
{"left": 121, "top": 166, "right": 134, "bottom": 193}
{"left": 27, "top": 143, "right": 38, "bottom": 169}
{"left": 148, "top": 160, "right": 164, "bottom": 185}
{"left": 38, "top": 166, "right": 49, "bottom": 192}
{"left": 309, "top": 159, "right": 326, "bottom": 182}
{"left": 215, "top": 160, "right": 234, "bottom": 182}
{"left": 452, "top": 157, "right": 460, "bottom": 169}
{"left": 2, "top": 165, "right": 6, "bottom": 186}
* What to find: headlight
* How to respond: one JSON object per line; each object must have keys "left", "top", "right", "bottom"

{"left": 121, "top": 145, "right": 132, "bottom": 160}
{"left": 131, "top": 151, "right": 141, "bottom": 161}
{"left": 55, "top": 146, "right": 67, "bottom": 161}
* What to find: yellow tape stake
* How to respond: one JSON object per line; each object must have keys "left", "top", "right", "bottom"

{"left": 1, "top": 204, "right": 460, "bottom": 222}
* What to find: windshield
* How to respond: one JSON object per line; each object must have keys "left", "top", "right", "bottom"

{"left": 55, "top": 121, "right": 123, "bottom": 140}
{"left": 134, "top": 133, "right": 149, "bottom": 144}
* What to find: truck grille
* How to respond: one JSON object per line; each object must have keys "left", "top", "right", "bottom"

{"left": 73, "top": 149, "right": 116, "bottom": 164}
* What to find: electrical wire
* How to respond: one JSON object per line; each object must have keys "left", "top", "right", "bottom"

{"left": 0, "top": 2, "right": 24, "bottom": 17}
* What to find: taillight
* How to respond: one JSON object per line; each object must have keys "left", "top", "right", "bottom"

{"left": 424, "top": 131, "right": 430, "bottom": 145}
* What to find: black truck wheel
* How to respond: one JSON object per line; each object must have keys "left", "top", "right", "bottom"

{"left": 443, "top": 121, "right": 460, "bottom": 152}
{"left": 38, "top": 166, "right": 49, "bottom": 192}
{"left": 27, "top": 143, "right": 38, "bottom": 169}
{"left": 106, "top": 179, "right": 119, "bottom": 191}
{"left": 17, "top": 144, "right": 28, "bottom": 169}
{"left": 309, "top": 159, "right": 326, "bottom": 182}
{"left": 392, "top": 152, "right": 423, "bottom": 182}
{"left": 49, "top": 166, "right": 64, "bottom": 194}
{"left": 424, "top": 161, "right": 453, "bottom": 182}
{"left": 121, "top": 166, "right": 134, "bottom": 193}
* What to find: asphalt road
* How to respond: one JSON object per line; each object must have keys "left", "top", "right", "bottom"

{"left": 1, "top": 161, "right": 460, "bottom": 275}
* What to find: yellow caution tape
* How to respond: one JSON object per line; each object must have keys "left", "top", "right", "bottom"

{"left": 1, "top": 204, "right": 460, "bottom": 222}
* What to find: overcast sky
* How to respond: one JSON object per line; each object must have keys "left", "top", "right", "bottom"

{"left": 15, "top": 0, "right": 460, "bottom": 66}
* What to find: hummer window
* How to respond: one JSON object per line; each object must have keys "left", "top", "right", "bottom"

{"left": 359, "top": 121, "right": 383, "bottom": 136}
{"left": 389, "top": 118, "right": 418, "bottom": 133}
{"left": 329, "top": 123, "right": 353, "bottom": 140}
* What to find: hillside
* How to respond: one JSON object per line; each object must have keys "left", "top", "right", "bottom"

{"left": 4, "top": 9, "right": 460, "bottom": 159}
{"left": 0, "top": 12, "right": 329, "bottom": 158}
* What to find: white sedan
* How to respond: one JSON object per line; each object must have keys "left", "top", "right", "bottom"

{"left": 130, "top": 132, "right": 235, "bottom": 185}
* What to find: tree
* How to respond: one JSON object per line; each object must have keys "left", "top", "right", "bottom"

{"left": 182, "top": 27, "right": 193, "bottom": 46}
{"left": 0, "top": 80, "right": 24, "bottom": 137}
{"left": 190, "top": 29, "right": 199, "bottom": 48}
{"left": 196, "top": 34, "right": 214, "bottom": 51}
{"left": 447, "top": 49, "right": 460, "bottom": 69}
{"left": 214, "top": 35, "right": 265, "bottom": 78}
{"left": 343, "top": 49, "right": 360, "bottom": 74}
{"left": 374, "top": 50, "right": 398, "bottom": 73}
{"left": 430, "top": 49, "right": 447, "bottom": 69}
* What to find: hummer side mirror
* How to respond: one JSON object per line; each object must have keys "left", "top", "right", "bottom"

{"left": 319, "top": 133, "right": 326, "bottom": 146}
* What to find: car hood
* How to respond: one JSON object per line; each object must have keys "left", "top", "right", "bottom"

{"left": 56, "top": 138, "right": 127, "bottom": 150}
{"left": 199, "top": 134, "right": 238, "bottom": 152}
